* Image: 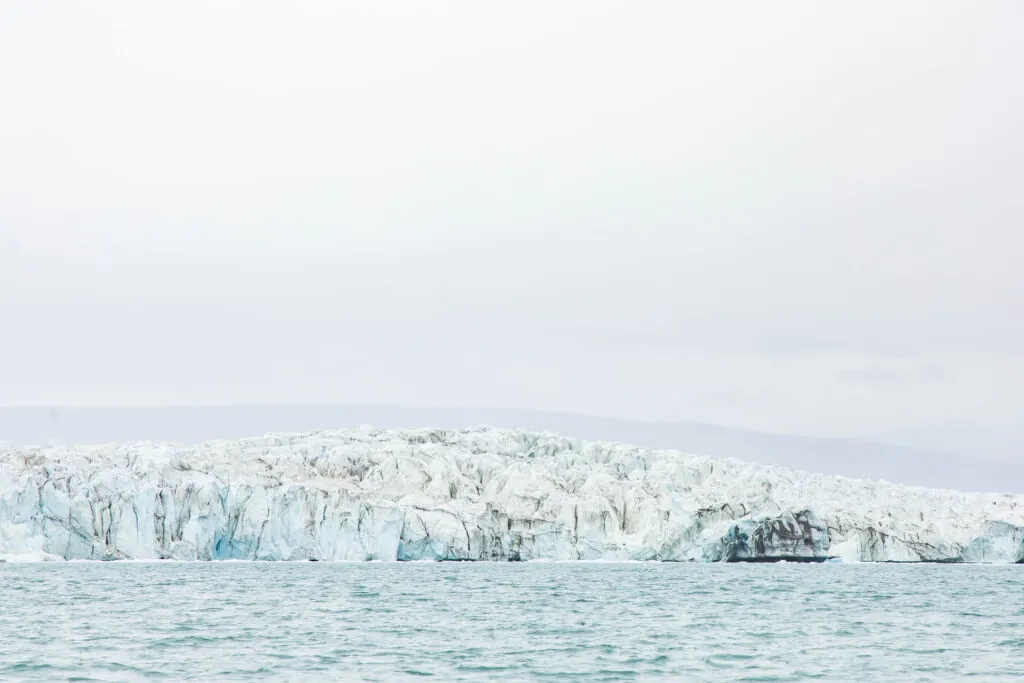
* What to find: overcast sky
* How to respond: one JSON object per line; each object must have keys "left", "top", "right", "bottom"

{"left": 1, "top": 1, "right": 1021, "bottom": 457}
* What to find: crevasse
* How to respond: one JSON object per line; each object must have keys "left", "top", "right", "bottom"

{"left": 1, "top": 427, "right": 1022, "bottom": 563}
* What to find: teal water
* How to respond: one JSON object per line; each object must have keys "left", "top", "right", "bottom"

{"left": 0, "top": 562, "right": 1021, "bottom": 681}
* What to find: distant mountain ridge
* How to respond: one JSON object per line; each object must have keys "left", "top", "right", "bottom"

{"left": 0, "top": 405, "right": 1019, "bottom": 493}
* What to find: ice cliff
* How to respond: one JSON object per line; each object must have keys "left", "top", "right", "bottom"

{"left": 1, "top": 427, "right": 1022, "bottom": 563}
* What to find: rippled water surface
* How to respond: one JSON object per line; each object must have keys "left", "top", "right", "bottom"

{"left": 1, "top": 562, "right": 1022, "bottom": 681}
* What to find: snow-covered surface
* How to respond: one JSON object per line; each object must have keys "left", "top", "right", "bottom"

{"left": 1, "top": 427, "right": 1022, "bottom": 563}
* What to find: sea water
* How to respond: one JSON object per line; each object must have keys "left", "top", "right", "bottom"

{"left": 0, "top": 562, "right": 1021, "bottom": 681}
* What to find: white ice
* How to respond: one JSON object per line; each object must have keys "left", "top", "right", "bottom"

{"left": 1, "top": 427, "right": 1022, "bottom": 562}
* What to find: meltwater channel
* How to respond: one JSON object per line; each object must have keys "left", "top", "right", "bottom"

{"left": 1, "top": 562, "right": 1021, "bottom": 681}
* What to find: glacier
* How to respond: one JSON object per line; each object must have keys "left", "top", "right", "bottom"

{"left": 1, "top": 427, "right": 1022, "bottom": 563}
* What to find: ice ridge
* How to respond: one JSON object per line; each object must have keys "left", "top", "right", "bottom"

{"left": 1, "top": 427, "right": 1022, "bottom": 563}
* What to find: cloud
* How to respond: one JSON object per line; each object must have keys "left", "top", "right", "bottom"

{"left": 914, "top": 363, "right": 947, "bottom": 383}
{"left": 838, "top": 363, "right": 946, "bottom": 386}
{"left": 838, "top": 366, "right": 904, "bottom": 385}
{"left": 0, "top": 1, "right": 1020, "bottom": 448}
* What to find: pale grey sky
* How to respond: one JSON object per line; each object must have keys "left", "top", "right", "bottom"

{"left": 1, "top": 1, "right": 1022, "bottom": 458}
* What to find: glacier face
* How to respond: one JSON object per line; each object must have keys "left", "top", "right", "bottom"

{"left": 1, "top": 427, "right": 1022, "bottom": 563}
